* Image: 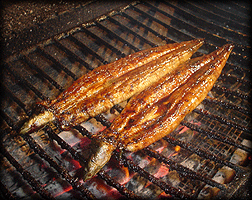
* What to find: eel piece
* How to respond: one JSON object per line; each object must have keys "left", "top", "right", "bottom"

{"left": 20, "top": 39, "right": 204, "bottom": 134}
{"left": 84, "top": 43, "right": 234, "bottom": 181}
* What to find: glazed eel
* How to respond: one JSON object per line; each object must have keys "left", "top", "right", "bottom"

{"left": 84, "top": 43, "right": 234, "bottom": 181}
{"left": 20, "top": 39, "right": 203, "bottom": 134}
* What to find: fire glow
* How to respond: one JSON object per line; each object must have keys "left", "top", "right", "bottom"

{"left": 177, "top": 120, "right": 201, "bottom": 135}
{"left": 44, "top": 118, "right": 202, "bottom": 198}
{"left": 153, "top": 164, "right": 170, "bottom": 179}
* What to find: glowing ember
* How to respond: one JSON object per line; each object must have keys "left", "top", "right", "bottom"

{"left": 178, "top": 125, "right": 190, "bottom": 134}
{"left": 177, "top": 121, "right": 201, "bottom": 135}
{"left": 78, "top": 137, "right": 91, "bottom": 149}
{"left": 69, "top": 159, "right": 82, "bottom": 170}
{"left": 167, "top": 151, "right": 179, "bottom": 160}
{"left": 119, "top": 166, "right": 131, "bottom": 185}
{"left": 86, "top": 177, "right": 123, "bottom": 199}
{"left": 54, "top": 185, "right": 73, "bottom": 197}
{"left": 40, "top": 116, "right": 204, "bottom": 199}
{"left": 153, "top": 164, "right": 170, "bottom": 179}
{"left": 155, "top": 145, "right": 167, "bottom": 154}
{"left": 174, "top": 145, "right": 181, "bottom": 152}
{"left": 158, "top": 191, "right": 172, "bottom": 198}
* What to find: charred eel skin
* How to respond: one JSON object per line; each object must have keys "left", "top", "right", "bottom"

{"left": 20, "top": 39, "right": 204, "bottom": 134}
{"left": 84, "top": 43, "right": 234, "bottom": 181}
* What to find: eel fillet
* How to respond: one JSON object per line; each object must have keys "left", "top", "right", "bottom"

{"left": 84, "top": 43, "right": 234, "bottom": 181}
{"left": 20, "top": 39, "right": 203, "bottom": 134}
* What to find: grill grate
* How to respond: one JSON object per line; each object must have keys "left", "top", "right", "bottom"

{"left": 1, "top": 1, "right": 251, "bottom": 199}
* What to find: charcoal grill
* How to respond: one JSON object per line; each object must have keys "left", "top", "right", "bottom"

{"left": 1, "top": 1, "right": 251, "bottom": 199}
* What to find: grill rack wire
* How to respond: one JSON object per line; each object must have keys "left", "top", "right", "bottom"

{"left": 1, "top": 1, "right": 251, "bottom": 199}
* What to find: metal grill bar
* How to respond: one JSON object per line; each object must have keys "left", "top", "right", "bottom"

{"left": 45, "top": 126, "right": 141, "bottom": 199}
{"left": 112, "top": 104, "right": 244, "bottom": 172}
{"left": 100, "top": 5, "right": 248, "bottom": 103}
{"left": 193, "top": 108, "right": 251, "bottom": 134}
{"left": 1, "top": 1, "right": 251, "bottom": 199}
{"left": 196, "top": 1, "right": 249, "bottom": 26}
{"left": 1, "top": 114, "right": 15, "bottom": 133}
{"left": 142, "top": 1, "right": 249, "bottom": 56}
{"left": 139, "top": 1, "right": 219, "bottom": 44}
{"left": 204, "top": 96, "right": 249, "bottom": 115}
{"left": 221, "top": 62, "right": 250, "bottom": 77}
{"left": 0, "top": 116, "right": 12, "bottom": 135}
{"left": 22, "top": 134, "right": 96, "bottom": 200}
{"left": 219, "top": 72, "right": 251, "bottom": 86}
{"left": 127, "top": 3, "right": 247, "bottom": 70}
{"left": 107, "top": 16, "right": 157, "bottom": 47}
{"left": 2, "top": 85, "right": 30, "bottom": 116}
{"left": 111, "top": 104, "right": 124, "bottom": 113}
{"left": 163, "top": 135, "right": 242, "bottom": 172}
{"left": 0, "top": 143, "right": 55, "bottom": 200}
{"left": 0, "top": 181, "right": 15, "bottom": 200}
{"left": 113, "top": 5, "right": 249, "bottom": 89}
{"left": 74, "top": 125, "right": 93, "bottom": 139}
{"left": 52, "top": 39, "right": 94, "bottom": 71}
{"left": 35, "top": 46, "right": 78, "bottom": 81}
{"left": 210, "top": 1, "right": 250, "bottom": 19}
{"left": 95, "top": 114, "right": 112, "bottom": 127}
{"left": 112, "top": 101, "right": 252, "bottom": 161}
{"left": 213, "top": 85, "right": 250, "bottom": 100}
{"left": 121, "top": 11, "right": 174, "bottom": 44}
{"left": 80, "top": 26, "right": 126, "bottom": 58}
{"left": 20, "top": 55, "right": 65, "bottom": 93}
{"left": 181, "top": 121, "right": 252, "bottom": 154}
{"left": 67, "top": 35, "right": 108, "bottom": 65}
{"left": 129, "top": 4, "right": 193, "bottom": 42}
{"left": 87, "top": 105, "right": 232, "bottom": 191}
{"left": 74, "top": 124, "right": 194, "bottom": 198}
{"left": 94, "top": 22, "right": 141, "bottom": 52}
{"left": 164, "top": 1, "right": 249, "bottom": 45}
{"left": 97, "top": 170, "right": 142, "bottom": 200}
{"left": 112, "top": 101, "right": 251, "bottom": 153}
{"left": 178, "top": 1, "right": 249, "bottom": 34}
{"left": 143, "top": 147, "right": 226, "bottom": 190}
{"left": 4, "top": 63, "right": 47, "bottom": 101}
{"left": 45, "top": 126, "right": 87, "bottom": 165}
{"left": 2, "top": 1, "right": 249, "bottom": 128}
{"left": 116, "top": 152, "right": 191, "bottom": 199}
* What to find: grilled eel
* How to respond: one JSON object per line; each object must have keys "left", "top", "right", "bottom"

{"left": 84, "top": 44, "right": 234, "bottom": 181}
{"left": 19, "top": 39, "right": 204, "bottom": 134}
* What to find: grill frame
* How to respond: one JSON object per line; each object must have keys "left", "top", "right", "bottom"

{"left": 1, "top": 1, "right": 251, "bottom": 199}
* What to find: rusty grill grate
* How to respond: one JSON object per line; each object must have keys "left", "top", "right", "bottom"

{"left": 1, "top": 1, "right": 251, "bottom": 199}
